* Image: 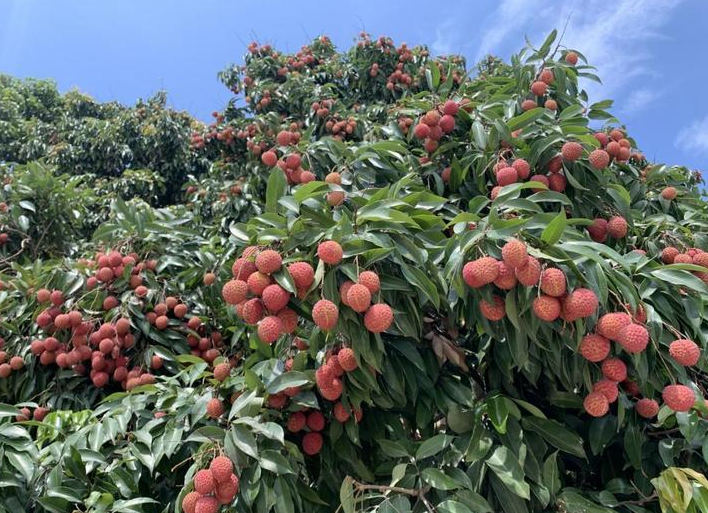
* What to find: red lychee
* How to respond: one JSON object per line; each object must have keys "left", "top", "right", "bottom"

{"left": 502, "top": 239, "right": 528, "bottom": 269}
{"left": 288, "top": 262, "right": 314, "bottom": 289}
{"left": 617, "top": 323, "right": 649, "bottom": 353}
{"left": 601, "top": 358, "right": 627, "bottom": 382}
{"left": 338, "top": 347, "right": 358, "bottom": 372}
{"left": 222, "top": 279, "right": 248, "bottom": 305}
{"left": 593, "top": 379, "right": 619, "bottom": 403}
{"left": 512, "top": 159, "right": 530, "bottom": 179}
{"left": 563, "top": 288, "right": 598, "bottom": 320}
{"left": 596, "top": 312, "right": 631, "bottom": 341}
{"left": 206, "top": 399, "right": 224, "bottom": 419}
{"left": 317, "top": 240, "right": 343, "bottom": 265}
{"left": 257, "top": 316, "right": 283, "bottom": 344}
{"left": 287, "top": 411, "right": 307, "bottom": 432}
{"left": 583, "top": 391, "right": 609, "bottom": 417}
{"left": 194, "top": 469, "right": 216, "bottom": 494}
{"left": 312, "top": 299, "right": 339, "bottom": 330}
{"left": 635, "top": 398, "right": 659, "bottom": 419}
{"left": 209, "top": 456, "right": 234, "bottom": 484}
{"left": 358, "top": 270, "right": 380, "bottom": 293}
{"left": 607, "top": 216, "right": 628, "bottom": 238}
{"left": 302, "top": 432, "right": 323, "bottom": 455}
{"left": 561, "top": 142, "right": 582, "bottom": 162}
{"left": 462, "top": 257, "right": 500, "bottom": 288}
{"left": 262, "top": 284, "right": 290, "bottom": 312}
{"left": 532, "top": 295, "right": 561, "bottom": 322}
{"left": 515, "top": 256, "right": 541, "bottom": 286}
{"left": 662, "top": 384, "right": 695, "bottom": 412}
{"left": 347, "top": 284, "right": 372, "bottom": 313}
{"left": 540, "top": 268, "right": 566, "bottom": 297}
{"left": 579, "top": 333, "right": 611, "bottom": 362}
{"left": 364, "top": 303, "right": 393, "bottom": 333}
{"left": 588, "top": 149, "right": 610, "bottom": 169}
{"left": 480, "top": 296, "right": 505, "bottom": 321}
{"left": 255, "top": 249, "right": 282, "bottom": 274}
{"left": 496, "top": 167, "right": 518, "bottom": 186}
{"left": 669, "top": 339, "right": 700, "bottom": 366}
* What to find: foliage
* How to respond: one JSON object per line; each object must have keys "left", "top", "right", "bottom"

{"left": 0, "top": 30, "right": 707, "bottom": 513}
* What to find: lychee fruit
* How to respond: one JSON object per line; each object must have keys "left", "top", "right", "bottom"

{"left": 563, "top": 288, "right": 598, "bottom": 320}
{"left": 565, "top": 52, "right": 579, "bottom": 65}
{"left": 338, "top": 347, "right": 357, "bottom": 372}
{"left": 317, "top": 241, "right": 343, "bottom": 265}
{"left": 257, "top": 316, "right": 283, "bottom": 344}
{"left": 277, "top": 308, "right": 298, "bottom": 334}
{"left": 583, "top": 391, "right": 609, "bottom": 417}
{"left": 255, "top": 249, "right": 282, "bottom": 274}
{"left": 661, "top": 187, "right": 677, "bottom": 200}
{"left": 596, "top": 312, "right": 631, "bottom": 341}
{"left": 512, "top": 159, "right": 530, "bottom": 179}
{"left": 287, "top": 411, "right": 307, "bottom": 432}
{"left": 262, "top": 284, "right": 290, "bottom": 312}
{"left": 588, "top": 149, "right": 610, "bottom": 169}
{"left": 662, "top": 384, "right": 695, "bottom": 412}
{"left": 213, "top": 362, "right": 231, "bottom": 382}
{"left": 502, "top": 239, "right": 528, "bottom": 269}
{"left": 302, "top": 432, "right": 323, "bottom": 455}
{"left": 496, "top": 167, "right": 518, "bottom": 186}
{"left": 515, "top": 256, "right": 541, "bottom": 286}
{"left": 358, "top": 270, "right": 380, "bottom": 293}
{"left": 462, "top": 257, "right": 500, "bottom": 288}
{"left": 635, "top": 398, "right": 659, "bottom": 419}
{"left": 231, "top": 258, "right": 257, "bottom": 280}
{"left": 261, "top": 151, "right": 278, "bottom": 167}
{"left": 364, "top": 303, "right": 394, "bottom": 333}
{"left": 601, "top": 358, "right": 627, "bottom": 382}
{"left": 216, "top": 474, "right": 239, "bottom": 504}
{"left": 593, "top": 379, "right": 619, "bottom": 403}
{"left": 532, "top": 295, "right": 561, "bottom": 322}
{"left": 194, "top": 469, "right": 216, "bottom": 494}
{"left": 607, "top": 216, "right": 627, "bottom": 238}
{"left": 480, "top": 296, "right": 505, "bottom": 321}
{"left": 195, "top": 496, "right": 219, "bottom": 513}
{"left": 209, "top": 456, "right": 234, "bottom": 484}
{"left": 561, "top": 142, "right": 582, "bottom": 161}
{"left": 222, "top": 280, "right": 248, "bottom": 305}
{"left": 494, "top": 262, "right": 517, "bottom": 290}
{"left": 312, "top": 299, "right": 339, "bottom": 330}
{"left": 531, "top": 81, "right": 547, "bottom": 96}
{"left": 579, "top": 333, "right": 610, "bottom": 362}
{"left": 540, "top": 268, "right": 566, "bottom": 297}
{"left": 241, "top": 298, "right": 264, "bottom": 324}
{"left": 333, "top": 402, "right": 351, "bottom": 423}
{"left": 339, "top": 281, "right": 354, "bottom": 306}
{"left": 288, "top": 262, "right": 314, "bottom": 289}
{"left": 669, "top": 339, "right": 700, "bottom": 366}
{"left": 587, "top": 218, "right": 608, "bottom": 243}
{"left": 206, "top": 399, "right": 224, "bottom": 419}
{"left": 617, "top": 323, "right": 649, "bottom": 353}
{"left": 539, "top": 69, "right": 554, "bottom": 84}
{"left": 307, "top": 410, "right": 326, "bottom": 431}
{"left": 347, "top": 284, "right": 372, "bottom": 313}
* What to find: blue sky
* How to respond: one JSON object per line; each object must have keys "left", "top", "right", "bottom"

{"left": 1, "top": 0, "right": 707, "bottom": 171}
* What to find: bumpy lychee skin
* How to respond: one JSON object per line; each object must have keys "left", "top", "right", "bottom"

{"left": 480, "top": 296, "right": 506, "bottom": 321}
{"left": 287, "top": 411, "right": 307, "bottom": 432}
{"left": 579, "top": 333, "right": 611, "bottom": 362}
{"left": 515, "top": 256, "right": 541, "bottom": 286}
{"left": 195, "top": 496, "right": 219, "bottom": 513}
{"left": 584, "top": 392, "right": 609, "bottom": 417}
{"left": 338, "top": 347, "right": 358, "bottom": 372}
{"left": 307, "top": 410, "right": 326, "bottom": 431}
{"left": 662, "top": 384, "right": 695, "bottom": 412}
{"left": 216, "top": 474, "right": 239, "bottom": 504}
{"left": 288, "top": 262, "right": 315, "bottom": 289}
{"left": 247, "top": 272, "right": 272, "bottom": 296}
{"left": 565, "top": 51, "right": 579, "bottom": 65}
{"left": 588, "top": 149, "right": 610, "bottom": 169}
{"left": 540, "top": 268, "right": 566, "bottom": 297}
{"left": 593, "top": 379, "right": 619, "bottom": 403}
{"left": 496, "top": 166, "right": 518, "bottom": 186}
{"left": 277, "top": 308, "right": 298, "bottom": 334}
{"left": 333, "top": 402, "right": 351, "bottom": 423}
{"left": 607, "top": 216, "right": 628, "bottom": 238}
{"left": 210, "top": 456, "right": 234, "bottom": 484}
{"left": 635, "top": 398, "right": 660, "bottom": 419}
{"left": 587, "top": 218, "right": 608, "bottom": 243}
{"left": 358, "top": 270, "right": 380, "bottom": 293}
{"left": 693, "top": 252, "right": 708, "bottom": 268}
{"left": 302, "top": 432, "right": 324, "bottom": 455}
{"left": 339, "top": 281, "right": 355, "bottom": 306}
{"left": 255, "top": 249, "right": 282, "bottom": 274}
{"left": 257, "top": 316, "right": 283, "bottom": 344}
{"left": 364, "top": 303, "right": 394, "bottom": 333}
{"left": 182, "top": 491, "right": 202, "bottom": 513}
{"left": 596, "top": 312, "right": 632, "bottom": 341}
{"left": 502, "top": 239, "right": 528, "bottom": 269}
{"left": 661, "top": 186, "right": 677, "bottom": 200}
{"left": 347, "top": 284, "right": 372, "bottom": 313}
{"left": 531, "top": 81, "right": 548, "bottom": 96}
{"left": 194, "top": 469, "right": 216, "bottom": 494}
{"left": 601, "top": 358, "right": 627, "bottom": 382}
{"left": 563, "top": 288, "right": 599, "bottom": 319}
{"left": 241, "top": 298, "right": 264, "bottom": 324}
{"left": 206, "top": 398, "right": 225, "bottom": 419}
{"left": 617, "top": 323, "right": 649, "bottom": 353}
{"left": 561, "top": 141, "right": 583, "bottom": 161}
{"left": 317, "top": 240, "right": 343, "bottom": 265}
{"left": 462, "top": 257, "right": 500, "bottom": 288}
{"left": 222, "top": 279, "right": 248, "bottom": 305}
{"left": 512, "top": 159, "right": 530, "bottom": 179}
{"left": 313, "top": 299, "right": 339, "bottom": 330}
{"left": 539, "top": 68, "right": 554, "bottom": 84}
{"left": 231, "top": 258, "right": 257, "bottom": 280}
{"left": 532, "top": 295, "right": 561, "bottom": 322}
{"left": 262, "top": 284, "right": 290, "bottom": 312}
{"left": 669, "top": 339, "right": 700, "bottom": 366}
{"left": 494, "top": 262, "right": 518, "bottom": 290}
{"left": 213, "top": 362, "right": 231, "bottom": 382}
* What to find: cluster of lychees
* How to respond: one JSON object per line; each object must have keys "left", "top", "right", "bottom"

{"left": 580, "top": 306, "right": 702, "bottom": 418}
{"left": 83, "top": 249, "right": 157, "bottom": 308}
{"left": 587, "top": 215, "right": 628, "bottom": 243}
{"left": 412, "top": 100, "right": 460, "bottom": 154}
{"left": 14, "top": 405, "right": 49, "bottom": 422}
{"left": 223, "top": 246, "right": 306, "bottom": 345}
{"left": 523, "top": 67, "right": 557, "bottom": 111}
{"left": 0, "top": 337, "right": 24, "bottom": 378}
{"left": 661, "top": 246, "right": 708, "bottom": 285}
{"left": 181, "top": 456, "right": 239, "bottom": 513}
{"left": 463, "top": 238, "right": 599, "bottom": 323}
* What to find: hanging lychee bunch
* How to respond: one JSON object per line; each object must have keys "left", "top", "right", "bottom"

{"left": 338, "top": 268, "right": 393, "bottom": 333}
{"left": 84, "top": 249, "right": 158, "bottom": 299}
{"left": 285, "top": 408, "right": 329, "bottom": 456}
{"left": 181, "top": 455, "right": 239, "bottom": 513}
{"left": 524, "top": 67, "right": 555, "bottom": 111}
{"left": 0, "top": 351, "right": 24, "bottom": 379}
{"left": 224, "top": 247, "right": 312, "bottom": 345}
{"left": 412, "top": 100, "right": 459, "bottom": 154}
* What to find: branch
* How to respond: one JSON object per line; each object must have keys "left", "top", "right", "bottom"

{"left": 348, "top": 479, "right": 436, "bottom": 512}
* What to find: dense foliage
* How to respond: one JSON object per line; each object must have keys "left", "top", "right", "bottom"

{"left": 1, "top": 31, "right": 707, "bottom": 513}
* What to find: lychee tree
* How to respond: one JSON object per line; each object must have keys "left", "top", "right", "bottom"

{"left": 0, "top": 30, "right": 707, "bottom": 513}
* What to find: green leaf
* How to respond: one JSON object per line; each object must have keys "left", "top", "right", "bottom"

{"left": 266, "top": 169, "right": 287, "bottom": 213}
{"left": 541, "top": 210, "right": 567, "bottom": 246}
{"left": 485, "top": 446, "right": 530, "bottom": 499}
{"left": 421, "top": 468, "right": 459, "bottom": 490}
{"left": 339, "top": 477, "right": 355, "bottom": 513}
{"left": 521, "top": 418, "right": 586, "bottom": 458}
{"left": 265, "top": 371, "right": 310, "bottom": 394}
{"left": 415, "top": 434, "right": 453, "bottom": 460}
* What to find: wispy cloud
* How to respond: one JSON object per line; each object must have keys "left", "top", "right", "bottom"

{"left": 623, "top": 87, "right": 662, "bottom": 114}
{"left": 475, "top": 0, "right": 684, "bottom": 101}
{"left": 431, "top": 18, "right": 456, "bottom": 55}
{"left": 675, "top": 113, "right": 708, "bottom": 154}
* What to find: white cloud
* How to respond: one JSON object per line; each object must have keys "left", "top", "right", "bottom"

{"left": 475, "top": 0, "right": 685, "bottom": 101}
{"left": 675, "top": 113, "right": 708, "bottom": 154}
{"left": 623, "top": 88, "right": 662, "bottom": 114}
{"left": 432, "top": 18, "right": 456, "bottom": 55}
